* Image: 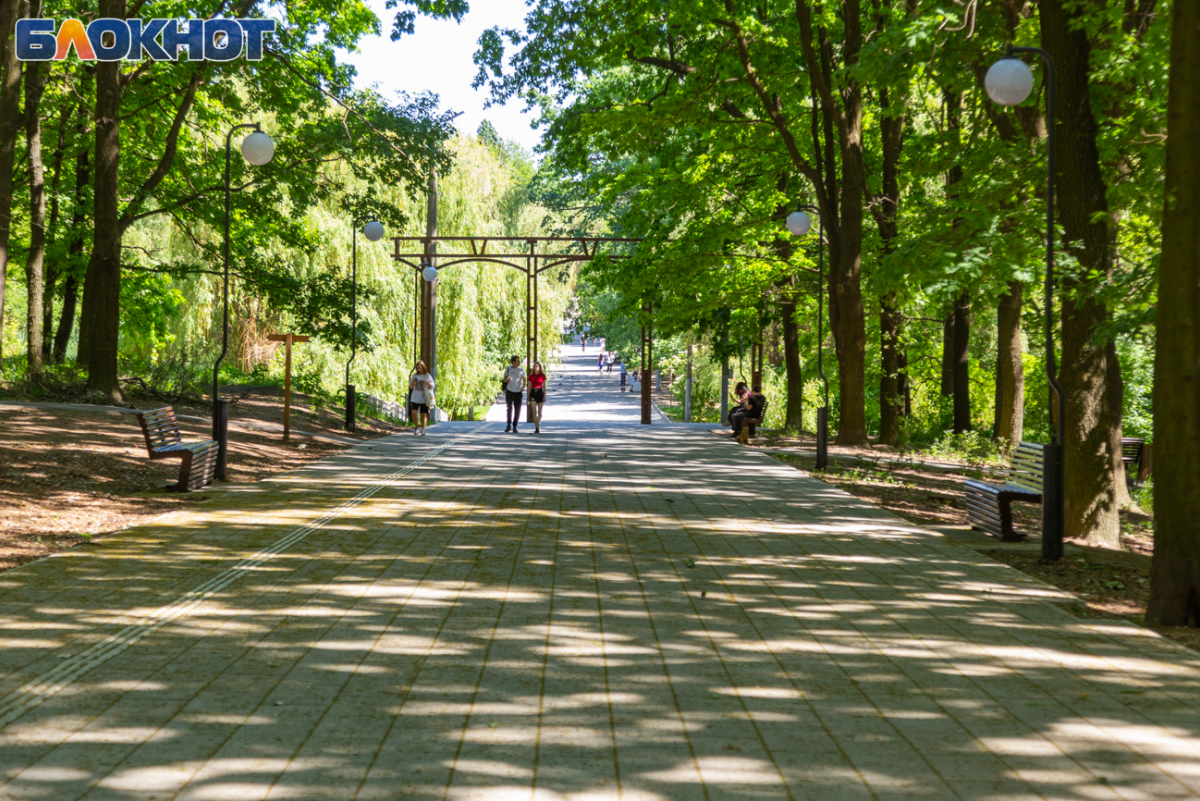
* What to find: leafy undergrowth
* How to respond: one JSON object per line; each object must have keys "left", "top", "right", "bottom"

{"left": 0, "top": 390, "right": 405, "bottom": 573}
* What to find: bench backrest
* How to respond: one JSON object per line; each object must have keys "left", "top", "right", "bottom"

{"left": 1121, "top": 437, "right": 1144, "bottom": 464}
{"left": 137, "top": 406, "right": 183, "bottom": 452}
{"left": 1006, "top": 441, "right": 1045, "bottom": 493}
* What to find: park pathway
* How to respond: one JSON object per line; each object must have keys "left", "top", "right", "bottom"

{"left": 1, "top": 345, "right": 1199, "bottom": 800}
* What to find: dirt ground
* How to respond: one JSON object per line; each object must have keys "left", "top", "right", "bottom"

{"left": 0, "top": 388, "right": 405, "bottom": 572}
{"left": 727, "top": 430, "right": 1196, "bottom": 654}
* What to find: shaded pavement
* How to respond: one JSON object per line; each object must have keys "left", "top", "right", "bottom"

{"left": 1, "top": 345, "right": 1199, "bottom": 799}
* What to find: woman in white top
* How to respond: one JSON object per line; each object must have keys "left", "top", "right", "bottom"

{"left": 408, "top": 360, "right": 435, "bottom": 436}
{"left": 502, "top": 355, "right": 526, "bottom": 433}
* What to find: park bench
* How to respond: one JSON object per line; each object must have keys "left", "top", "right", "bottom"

{"left": 736, "top": 398, "right": 770, "bottom": 444}
{"left": 963, "top": 441, "right": 1044, "bottom": 542}
{"left": 1121, "top": 437, "right": 1146, "bottom": 486}
{"left": 136, "top": 406, "right": 219, "bottom": 492}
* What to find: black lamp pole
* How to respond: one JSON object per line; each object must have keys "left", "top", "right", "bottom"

{"left": 795, "top": 205, "right": 829, "bottom": 470}
{"left": 212, "top": 122, "right": 261, "bottom": 481}
{"left": 1007, "top": 44, "right": 1065, "bottom": 561}
{"left": 345, "top": 219, "right": 364, "bottom": 433}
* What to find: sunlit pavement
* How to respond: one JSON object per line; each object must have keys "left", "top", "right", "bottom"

{"left": 1, "top": 347, "right": 1199, "bottom": 800}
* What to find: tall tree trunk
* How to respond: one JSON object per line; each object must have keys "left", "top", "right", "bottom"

{"left": 42, "top": 98, "right": 73, "bottom": 361}
{"left": 780, "top": 281, "right": 804, "bottom": 431}
{"left": 55, "top": 91, "right": 91, "bottom": 362}
{"left": 23, "top": 38, "right": 47, "bottom": 380}
{"left": 0, "top": 0, "right": 24, "bottom": 371}
{"left": 1041, "top": 0, "right": 1121, "bottom": 548}
{"left": 944, "top": 87, "right": 971, "bottom": 432}
{"left": 1146, "top": 0, "right": 1200, "bottom": 626}
{"left": 54, "top": 276, "right": 78, "bottom": 360}
{"left": 79, "top": 0, "right": 125, "bottom": 400}
{"left": 830, "top": 92, "right": 868, "bottom": 450}
{"left": 773, "top": 187, "right": 805, "bottom": 432}
{"left": 941, "top": 313, "right": 954, "bottom": 396}
{"left": 995, "top": 280, "right": 1025, "bottom": 449}
{"left": 952, "top": 289, "right": 971, "bottom": 433}
{"left": 880, "top": 292, "right": 903, "bottom": 445}
{"left": 1106, "top": 342, "right": 1133, "bottom": 508}
{"left": 833, "top": 73, "right": 868, "bottom": 445}
{"left": 875, "top": 76, "right": 907, "bottom": 447}
{"left": 793, "top": 0, "right": 866, "bottom": 445}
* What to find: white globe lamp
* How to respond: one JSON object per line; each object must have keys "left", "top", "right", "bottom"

{"left": 786, "top": 210, "right": 812, "bottom": 236}
{"left": 422, "top": 264, "right": 438, "bottom": 282}
{"left": 241, "top": 131, "right": 275, "bottom": 166}
{"left": 362, "top": 220, "right": 384, "bottom": 242}
{"left": 985, "top": 58, "right": 1034, "bottom": 107}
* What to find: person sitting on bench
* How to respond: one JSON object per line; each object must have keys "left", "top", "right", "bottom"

{"left": 730, "top": 386, "right": 766, "bottom": 438}
{"left": 722, "top": 383, "right": 748, "bottom": 426}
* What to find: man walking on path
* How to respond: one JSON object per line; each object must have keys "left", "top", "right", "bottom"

{"left": 502, "top": 356, "right": 526, "bottom": 433}
{"left": 620, "top": 360, "right": 627, "bottom": 389}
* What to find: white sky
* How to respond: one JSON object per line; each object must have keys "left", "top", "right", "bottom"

{"left": 343, "top": 0, "right": 543, "bottom": 154}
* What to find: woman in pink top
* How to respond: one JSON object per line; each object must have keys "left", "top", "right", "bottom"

{"left": 528, "top": 362, "right": 547, "bottom": 434}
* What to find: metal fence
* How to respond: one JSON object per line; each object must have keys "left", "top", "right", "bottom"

{"left": 359, "top": 392, "right": 408, "bottom": 423}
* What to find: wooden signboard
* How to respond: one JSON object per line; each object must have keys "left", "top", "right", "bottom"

{"left": 268, "top": 334, "right": 311, "bottom": 441}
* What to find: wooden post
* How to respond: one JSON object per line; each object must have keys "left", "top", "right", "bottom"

{"left": 268, "top": 334, "right": 310, "bottom": 442}
{"left": 751, "top": 339, "right": 764, "bottom": 392}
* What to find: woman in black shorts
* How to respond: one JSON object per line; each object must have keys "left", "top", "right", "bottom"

{"left": 408, "top": 360, "right": 435, "bottom": 435}
{"left": 528, "top": 362, "right": 547, "bottom": 434}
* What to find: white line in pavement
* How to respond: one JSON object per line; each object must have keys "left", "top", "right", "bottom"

{"left": 0, "top": 425, "right": 486, "bottom": 730}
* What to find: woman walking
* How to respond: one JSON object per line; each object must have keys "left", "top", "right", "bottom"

{"left": 528, "top": 362, "right": 547, "bottom": 434}
{"left": 597, "top": 352, "right": 605, "bottom": 372}
{"left": 502, "top": 355, "right": 526, "bottom": 433}
{"left": 408, "top": 360, "right": 435, "bottom": 436}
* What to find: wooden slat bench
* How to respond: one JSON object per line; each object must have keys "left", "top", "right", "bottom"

{"left": 136, "top": 406, "right": 218, "bottom": 492}
{"left": 736, "top": 398, "right": 770, "bottom": 444}
{"left": 963, "top": 441, "right": 1044, "bottom": 542}
{"left": 1121, "top": 437, "right": 1145, "bottom": 486}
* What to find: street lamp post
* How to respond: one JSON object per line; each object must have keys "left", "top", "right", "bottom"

{"left": 345, "top": 219, "right": 385, "bottom": 432}
{"left": 420, "top": 262, "right": 438, "bottom": 383}
{"left": 213, "top": 124, "right": 274, "bottom": 481}
{"left": 787, "top": 206, "right": 829, "bottom": 471}
{"left": 986, "top": 45, "right": 1065, "bottom": 560}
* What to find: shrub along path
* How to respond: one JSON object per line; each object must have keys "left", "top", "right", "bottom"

{"left": 1, "top": 350, "right": 1198, "bottom": 799}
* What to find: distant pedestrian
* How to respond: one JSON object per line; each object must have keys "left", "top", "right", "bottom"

{"left": 598, "top": 352, "right": 605, "bottom": 371}
{"left": 606, "top": 353, "right": 614, "bottom": 374}
{"left": 581, "top": 336, "right": 587, "bottom": 351}
{"left": 620, "top": 360, "right": 628, "bottom": 390}
{"left": 529, "top": 362, "right": 547, "bottom": 434}
{"left": 408, "top": 360, "right": 435, "bottom": 436}
{"left": 502, "top": 355, "right": 526, "bottom": 433}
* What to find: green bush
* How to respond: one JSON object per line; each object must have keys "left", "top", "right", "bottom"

{"left": 925, "top": 430, "right": 1009, "bottom": 467}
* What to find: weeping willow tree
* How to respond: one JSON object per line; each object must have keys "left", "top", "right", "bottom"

{"left": 118, "top": 133, "right": 573, "bottom": 416}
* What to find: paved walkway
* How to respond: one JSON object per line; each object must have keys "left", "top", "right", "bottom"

{"left": 1, "top": 346, "right": 1199, "bottom": 800}
{"left": 484, "top": 345, "right": 670, "bottom": 426}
